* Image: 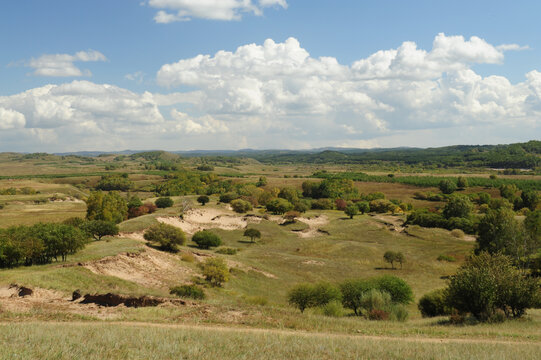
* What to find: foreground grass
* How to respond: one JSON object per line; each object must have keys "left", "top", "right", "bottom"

{"left": 0, "top": 322, "right": 539, "bottom": 360}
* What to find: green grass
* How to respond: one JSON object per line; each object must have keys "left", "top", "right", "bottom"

{"left": 0, "top": 321, "right": 539, "bottom": 360}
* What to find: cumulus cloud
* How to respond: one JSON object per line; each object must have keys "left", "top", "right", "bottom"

{"left": 27, "top": 50, "right": 107, "bottom": 77}
{"left": 155, "top": 34, "right": 539, "bottom": 147}
{"left": 147, "top": 0, "right": 288, "bottom": 22}
{"left": 0, "top": 107, "right": 26, "bottom": 130}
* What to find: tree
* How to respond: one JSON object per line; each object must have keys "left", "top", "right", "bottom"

{"left": 287, "top": 284, "right": 315, "bottom": 313}
{"left": 383, "top": 251, "right": 399, "bottom": 269}
{"left": 477, "top": 208, "right": 523, "bottom": 260}
{"left": 127, "top": 196, "right": 143, "bottom": 209}
{"left": 500, "top": 184, "right": 519, "bottom": 201}
{"left": 312, "top": 282, "right": 342, "bottom": 307}
{"left": 192, "top": 230, "right": 222, "bottom": 249}
{"left": 447, "top": 252, "right": 539, "bottom": 320}
{"left": 86, "top": 191, "right": 128, "bottom": 224}
{"left": 439, "top": 179, "right": 457, "bottom": 194}
{"left": 356, "top": 201, "right": 370, "bottom": 214}
{"left": 374, "top": 275, "right": 413, "bottom": 304}
{"left": 418, "top": 289, "right": 452, "bottom": 317}
{"left": 443, "top": 194, "right": 474, "bottom": 219}
{"left": 144, "top": 223, "right": 186, "bottom": 252}
{"left": 278, "top": 187, "right": 300, "bottom": 204}
{"left": 197, "top": 195, "right": 210, "bottom": 206}
{"left": 256, "top": 176, "right": 268, "bottom": 187}
{"left": 345, "top": 204, "right": 359, "bottom": 219}
{"left": 283, "top": 210, "right": 301, "bottom": 223}
{"left": 200, "top": 257, "right": 229, "bottom": 287}
{"left": 243, "top": 228, "right": 261, "bottom": 243}
{"left": 155, "top": 197, "right": 174, "bottom": 208}
{"left": 82, "top": 220, "right": 119, "bottom": 241}
{"left": 457, "top": 176, "right": 468, "bottom": 190}
{"left": 230, "top": 199, "right": 252, "bottom": 213}
{"left": 521, "top": 191, "right": 540, "bottom": 211}
{"left": 96, "top": 174, "right": 133, "bottom": 191}
{"left": 266, "top": 198, "right": 294, "bottom": 215}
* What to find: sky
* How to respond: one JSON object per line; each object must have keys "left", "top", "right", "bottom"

{"left": 0, "top": 0, "right": 540, "bottom": 152}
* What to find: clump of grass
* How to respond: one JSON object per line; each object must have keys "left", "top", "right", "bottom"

{"left": 437, "top": 254, "right": 456, "bottom": 262}
{"left": 180, "top": 252, "right": 196, "bottom": 263}
{"left": 450, "top": 229, "right": 465, "bottom": 239}
{"left": 245, "top": 296, "right": 268, "bottom": 306}
{"left": 321, "top": 300, "right": 344, "bottom": 317}
{"left": 215, "top": 247, "right": 238, "bottom": 255}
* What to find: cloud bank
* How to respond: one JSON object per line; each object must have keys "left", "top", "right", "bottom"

{"left": 25, "top": 50, "right": 107, "bottom": 77}
{"left": 147, "top": 0, "right": 288, "bottom": 23}
{"left": 0, "top": 34, "right": 539, "bottom": 151}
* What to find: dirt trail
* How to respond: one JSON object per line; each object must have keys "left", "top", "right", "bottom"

{"left": 2, "top": 320, "right": 537, "bottom": 346}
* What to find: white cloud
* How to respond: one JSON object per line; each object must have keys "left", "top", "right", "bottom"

{"left": 27, "top": 50, "right": 107, "bottom": 77}
{"left": 147, "top": 0, "right": 288, "bottom": 22}
{"left": 0, "top": 107, "right": 26, "bottom": 130}
{"left": 171, "top": 109, "right": 229, "bottom": 134}
{"left": 155, "top": 34, "right": 540, "bottom": 148}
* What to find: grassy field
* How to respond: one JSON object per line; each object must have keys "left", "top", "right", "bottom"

{"left": 1, "top": 155, "right": 540, "bottom": 359}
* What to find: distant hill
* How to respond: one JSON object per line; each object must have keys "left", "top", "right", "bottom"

{"left": 45, "top": 140, "right": 541, "bottom": 169}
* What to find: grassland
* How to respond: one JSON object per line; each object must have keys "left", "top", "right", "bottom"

{"left": 0, "top": 153, "right": 540, "bottom": 359}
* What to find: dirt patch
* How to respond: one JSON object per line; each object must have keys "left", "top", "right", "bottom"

{"left": 119, "top": 231, "right": 146, "bottom": 241}
{"left": 293, "top": 215, "right": 330, "bottom": 238}
{"left": 81, "top": 248, "right": 196, "bottom": 288}
{"left": 157, "top": 208, "right": 261, "bottom": 235}
{"left": 302, "top": 260, "right": 325, "bottom": 266}
{"left": 80, "top": 293, "right": 187, "bottom": 308}
{"left": 370, "top": 214, "right": 406, "bottom": 233}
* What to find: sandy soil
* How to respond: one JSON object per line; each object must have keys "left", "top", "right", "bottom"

{"left": 82, "top": 248, "right": 196, "bottom": 288}
{"left": 294, "top": 215, "right": 330, "bottom": 238}
{"left": 157, "top": 208, "right": 262, "bottom": 235}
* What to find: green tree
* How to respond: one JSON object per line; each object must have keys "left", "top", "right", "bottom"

{"left": 418, "top": 289, "right": 452, "bottom": 317}
{"left": 256, "top": 176, "right": 268, "bottom": 187}
{"left": 266, "top": 198, "right": 294, "bottom": 215}
{"left": 82, "top": 220, "right": 119, "bottom": 241}
{"left": 197, "top": 195, "right": 210, "bottom": 206}
{"left": 86, "top": 191, "right": 128, "bottom": 224}
{"left": 356, "top": 201, "right": 370, "bottom": 214}
{"left": 345, "top": 204, "right": 359, "bottom": 219}
{"left": 500, "top": 184, "right": 519, "bottom": 201}
{"left": 155, "top": 197, "right": 174, "bottom": 208}
{"left": 443, "top": 194, "right": 474, "bottom": 219}
{"left": 287, "top": 284, "right": 315, "bottom": 313}
{"left": 457, "top": 176, "right": 468, "bottom": 190}
{"left": 200, "top": 257, "right": 229, "bottom": 287}
{"left": 477, "top": 208, "right": 523, "bottom": 261}
{"left": 521, "top": 190, "right": 540, "bottom": 211}
{"left": 144, "top": 223, "right": 186, "bottom": 252}
{"left": 438, "top": 179, "right": 457, "bottom": 195}
{"left": 383, "top": 251, "right": 398, "bottom": 269}
{"left": 230, "top": 199, "right": 253, "bottom": 213}
{"left": 243, "top": 228, "right": 261, "bottom": 243}
{"left": 192, "top": 230, "right": 222, "bottom": 249}
{"left": 127, "top": 196, "right": 143, "bottom": 209}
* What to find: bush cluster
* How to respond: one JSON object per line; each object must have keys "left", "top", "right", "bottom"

{"left": 144, "top": 223, "right": 186, "bottom": 252}
{"left": 170, "top": 284, "right": 206, "bottom": 300}
{"left": 192, "top": 230, "right": 222, "bottom": 249}
{"left": 155, "top": 197, "right": 174, "bottom": 208}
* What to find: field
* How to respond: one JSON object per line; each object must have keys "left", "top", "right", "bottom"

{"left": 0, "top": 152, "right": 540, "bottom": 359}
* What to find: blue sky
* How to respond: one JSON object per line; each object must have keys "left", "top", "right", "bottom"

{"left": 0, "top": 0, "right": 540, "bottom": 151}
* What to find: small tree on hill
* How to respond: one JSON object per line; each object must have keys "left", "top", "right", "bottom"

{"left": 287, "top": 284, "right": 315, "bottom": 313}
{"left": 82, "top": 220, "right": 119, "bottom": 241}
{"left": 345, "top": 204, "right": 359, "bottom": 219}
{"left": 357, "top": 201, "right": 370, "bottom": 214}
{"left": 155, "top": 197, "right": 174, "bottom": 208}
{"left": 443, "top": 194, "right": 474, "bottom": 219}
{"left": 457, "top": 176, "right": 468, "bottom": 190}
{"left": 383, "top": 251, "right": 405, "bottom": 269}
{"left": 200, "top": 257, "right": 229, "bottom": 287}
{"left": 439, "top": 180, "right": 457, "bottom": 195}
{"left": 243, "top": 228, "right": 261, "bottom": 243}
{"left": 144, "top": 223, "right": 186, "bottom": 252}
{"left": 197, "top": 195, "right": 210, "bottom": 206}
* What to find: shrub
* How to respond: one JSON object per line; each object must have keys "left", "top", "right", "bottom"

{"left": 197, "top": 195, "right": 210, "bottom": 206}
{"left": 369, "top": 199, "right": 394, "bottom": 213}
{"left": 311, "top": 198, "right": 334, "bottom": 210}
{"left": 439, "top": 179, "right": 457, "bottom": 194}
{"left": 127, "top": 196, "right": 143, "bottom": 209}
{"left": 339, "top": 279, "right": 374, "bottom": 315}
{"left": 170, "top": 284, "right": 206, "bottom": 300}
{"left": 243, "top": 228, "right": 261, "bottom": 243}
{"left": 457, "top": 176, "right": 468, "bottom": 189}
{"left": 321, "top": 300, "right": 345, "bottom": 317}
{"left": 443, "top": 194, "right": 474, "bottom": 219}
{"left": 356, "top": 201, "right": 370, "bottom": 214}
{"left": 418, "top": 289, "right": 452, "bottom": 317}
{"left": 180, "top": 252, "right": 196, "bottom": 263}
{"left": 155, "top": 197, "right": 174, "bottom": 208}
{"left": 266, "top": 198, "right": 294, "bottom": 214}
{"left": 96, "top": 174, "right": 133, "bottom": 191}
{"left": 293, "top": 200, "right": 310, "bottom": 213}
{"left": 192, "top": 230, "right": 222, "bottom": 249}
{"left": 312, "top": 282, "right": 342, "bottom": 307}
{"left": 367, "top": 309, "right": 389, "bottom": 321}
{"left": 360, "top": 289, "right": 392, "bottom": 314}
{"left": 144, "top": 223, "right": 186, "bottom": 252}
{"left": 230, "top": 199, "right": 253, "bottom": 213}
{"left": 437, "top": 254, "right": 456, "bottom": 262}
{"left": 219, "top": 192, "right": 239, "bottom": 203}
{"left": 199, "top": 257, "right": 229, "bottom": 287}
{"left": 215, "top": 247, "right": 238, "bottom": 255}
{"left": 335, "top": 199, "right": 348, "bottom": 211}
{"left": 86, "top": 191, "right": 128, "bottom": 224}
{"left": 389, "top": 304, "right": 409, "bottom": 322}
{"left": 283, "top": 211, "right": 301, "bottom": 223}
{"left": 196, "top": 165, "right": 214, "bottom": 171}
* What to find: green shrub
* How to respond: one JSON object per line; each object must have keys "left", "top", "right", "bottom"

{"left": 215, "top": 247, "right": 238, "bottom": 255}
{"left": 82, "top": 220, "right": 119, "bottom": 241}
{"left": 439, "top": 179, "right": 457, "bottom": 194}
{"left": 230, "top": 199, "right": 252, "bottom": 213}
{"left": 266, "top": 198, "right": 294, "bottom": 214}
{"left": 311, "top": 198, "right": 333, "bottom": 210}
{"left": 389, "top": 304, "right": 409, "bottom": 322}
{"left": 373, "top": 275, "right": 413, "bottom": 304}
{"left": 356, "top": 201, "right": 370, "bottom": 214}
{"left": 199, "top": 257, "right": 229, "bottom": 287}
{"left": 360, "top": 289, "right": 392, "bottom": 314}
{"left": 192, "top": 230, "right": 222, "bottom": 249}
{"left": 170, "top": 284, "right": 206, "bottom": 300}
{"left": 312, "top": 282, "right": 342, "bottom": 307}
{"left": 321, "top": 300, "right": 345, "bottom": 317}
{"left": 197, "top": 195, "right": 210, "bottom": 206}
{"left": 243, "top": 228, "right": 261, "bottom": 243}
{"left": 144, "top": 223, "right": 186, "bottom": 252}
{"left": 418, "top": 289, "right": 452, "bottom": 317}
{"left": 450, "top": 229, "right": 464, "bottom": 238}
{"left": 155, "top": 197, "right": 174, "bottom": 208}
{"left": 437, "top": 254, "right": 456, "bottom": 262}
{"left": 287, "top": 284, "right": 316, "bottom": 313}
{"left": 219, "top": 192, "right": 239, "bottom": 203}
{"left": 180, "top": 252, "right": 196, "bottom": 262}
{"left": 344, "top": 204, "right": 359, "bottom": 219}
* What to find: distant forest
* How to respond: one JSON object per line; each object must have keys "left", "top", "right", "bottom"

{"left": 248, "top": 141, "right": 541, "bottom": 169}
